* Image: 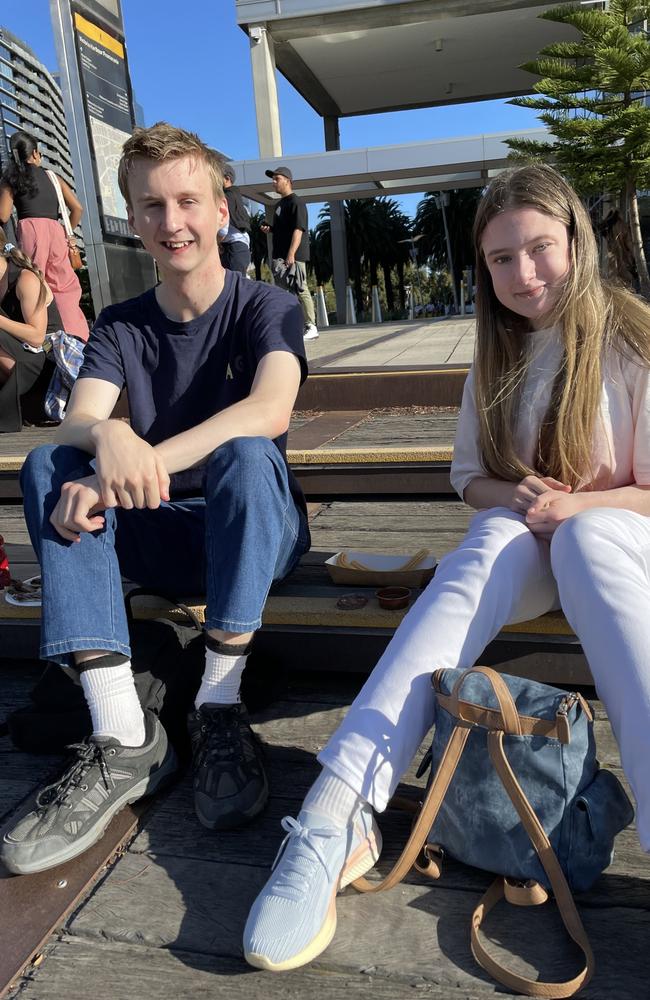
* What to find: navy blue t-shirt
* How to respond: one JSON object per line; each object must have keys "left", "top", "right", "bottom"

{"left": 78, "top": 270, "right": 308, "bottom": 507}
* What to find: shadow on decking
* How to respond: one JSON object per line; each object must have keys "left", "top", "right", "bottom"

{"left": 60, "top": 700, "right": 650, "bottom": 998}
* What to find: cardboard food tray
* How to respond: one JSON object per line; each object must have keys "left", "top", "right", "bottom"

{"left": 325, "top": 551, "right": 437, "bottom": 589}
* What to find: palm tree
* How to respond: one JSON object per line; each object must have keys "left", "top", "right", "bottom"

{"left": 316, "top": 197, "right": 416, "bottom": 316}
{"left": 326, "top": 197, "right": 415, "bottom": 314}
{"left": 368, "top": 199, "right": 412, "bottom": 312}
{"left": 381, "top": 202, "right": 413, "bottom": 311}
{"left": 414, "top": 188, "right": 482, "bottom": 300}
{"left": 308, "top": 225, "right": 333, "bottom": 286}
{"left": 342, "top": 198, "right": 385, "bottom": 316}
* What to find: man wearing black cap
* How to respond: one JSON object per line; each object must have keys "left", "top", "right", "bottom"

{"left": 261, "top": 167, "right": 318, "bottom": 341}
{"left": 220, "top": 165, "right": 251, "bottom": 276}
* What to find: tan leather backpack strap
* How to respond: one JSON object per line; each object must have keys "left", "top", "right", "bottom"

{"left": 353, "top": 723, "right": 470, "bottom": 893}
{"left": 468, "top": 731, "right": 595, "bottom": 997}
{"left": 449, "top": 666, "right": 523, "bottom": 735}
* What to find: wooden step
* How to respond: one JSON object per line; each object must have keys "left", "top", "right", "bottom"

{"left": 0, "top": 585, "right": 574, "bottom": 636}
{"left": 296, "top": 365, "right": 468, "bottom": 409}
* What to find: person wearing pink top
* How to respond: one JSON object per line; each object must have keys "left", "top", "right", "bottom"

{"left": 244, "top": 164, "right": 650, "bottom": 972}
{"left": 0, "top": 131, "right": 89, "bottom": 343}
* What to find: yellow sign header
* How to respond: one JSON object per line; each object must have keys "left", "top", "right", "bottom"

{"left": 74, "top": 12, "right": 124, "bottom": 59}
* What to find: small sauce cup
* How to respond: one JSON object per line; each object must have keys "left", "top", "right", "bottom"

{"left": 376, "top": 586, "right": 411, "bottom": 610}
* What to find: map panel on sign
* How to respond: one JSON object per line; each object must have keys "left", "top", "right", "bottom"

{"left": 89, "top": 117, "right": 130, "bottom": 228}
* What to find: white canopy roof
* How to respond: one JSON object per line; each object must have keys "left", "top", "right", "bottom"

{"left": 231, "top": 127, "right": 549, "bottom": 204}
{"left": 235, "top": 1, "right": 577, "bottom": 117}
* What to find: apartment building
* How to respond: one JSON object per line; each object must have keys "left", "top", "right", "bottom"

{"left": 0, "top": 26, "right": 75, "bottom": 189}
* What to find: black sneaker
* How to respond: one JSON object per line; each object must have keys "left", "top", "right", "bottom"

{"left": 187, "top": 702, "right": 268, "bottom": 830}
{"left": 1, "top": 711, "right": 177, "bottom": 876}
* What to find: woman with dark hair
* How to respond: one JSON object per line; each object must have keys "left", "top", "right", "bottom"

{"left": 0, "top": 226, "right": 63, "bottom": 431}
{"left": 0, "top": 131, "right": 88, "bottom": 342}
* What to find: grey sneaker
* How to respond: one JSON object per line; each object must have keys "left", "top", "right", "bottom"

{"left": 1, "top": 711, "right": 177, "bottom": 876}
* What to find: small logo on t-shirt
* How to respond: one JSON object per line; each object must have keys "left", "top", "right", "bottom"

{"left": 226, "top": 363, "right": 234, "bottom": 380}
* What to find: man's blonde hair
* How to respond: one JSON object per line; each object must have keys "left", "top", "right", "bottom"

{"left": 118, "top": 122, "right": 225, "bottom": 205}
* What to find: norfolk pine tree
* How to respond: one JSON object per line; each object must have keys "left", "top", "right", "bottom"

{"left": 507, "top": 1, "right": 650, "bottom": 297}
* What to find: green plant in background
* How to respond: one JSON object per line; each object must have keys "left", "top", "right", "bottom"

{"left": 507, "top": 1, "right": 650, "bottom": 297}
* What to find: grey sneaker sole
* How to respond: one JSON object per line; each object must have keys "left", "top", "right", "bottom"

{"left": 2, "top": 746, "right": 178, "bottom": 876}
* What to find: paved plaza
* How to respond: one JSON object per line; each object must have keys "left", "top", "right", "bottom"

{"left": 305, "top": 315, "right": 476, "bottom": 369}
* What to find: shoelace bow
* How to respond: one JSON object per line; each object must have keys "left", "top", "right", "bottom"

{"left": 36, "top": 742, "right": 116, "bottom": 811}
{"left": 270, "top": 815, "right": 342, "bottom": 900}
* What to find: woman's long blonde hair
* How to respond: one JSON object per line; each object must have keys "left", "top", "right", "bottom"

{"left": 473, "top": 164, "right": 650, "bottom": 490}
{"left": 0, "top": 225, "right": 48, "bottom": 310}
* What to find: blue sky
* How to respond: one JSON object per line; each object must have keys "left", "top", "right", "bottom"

{"left": 2, "top": 0, "right": 542, "bottom": 219}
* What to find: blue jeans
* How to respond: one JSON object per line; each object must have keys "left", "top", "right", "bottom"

{"left": 21, "top": 437, "right": 310, "bottom": 666}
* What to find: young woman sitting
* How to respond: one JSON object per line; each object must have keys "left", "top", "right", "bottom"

{"left": 0, "top": 228, "right": 63, "bottom": 431}
{"left": 243, "top": 164, "right": 650, "bottom": 970}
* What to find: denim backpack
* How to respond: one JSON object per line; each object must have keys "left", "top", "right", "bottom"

{"left": 353, "top": 666, "right": 634, "bottom": 998}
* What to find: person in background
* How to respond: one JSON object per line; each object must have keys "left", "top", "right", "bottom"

{"left": 0, "top": 130, "right": 89, "bottom": 344}
{"left": 261, "top": 166, "right": 318, "bottom": 341}
{"left": 219, "top": 165, "right": 251, "bottom": 276}
{"left": 0, "top": 229, "right": 61, "bottom": 432}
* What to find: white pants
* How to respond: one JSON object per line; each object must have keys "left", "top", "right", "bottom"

{"left": 319, "top": 507, "right": 650, "bottom": 851}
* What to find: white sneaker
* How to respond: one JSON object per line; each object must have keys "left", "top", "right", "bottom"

{"left": 243, "top": 805, "right": 381, "bottom": 971}
{"left": 303, "top": 325, "right": 319, "bottom": 341}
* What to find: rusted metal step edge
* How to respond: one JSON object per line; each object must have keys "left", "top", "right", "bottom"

{"left": 0, "top": 799, "right": 150, "bottom": 999}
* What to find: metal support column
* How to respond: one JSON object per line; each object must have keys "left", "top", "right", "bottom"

{"left": 248, "top": 24, "right": 283, "bottom": 271}
{"left": 249, "top": 24, "right": 282, "bottom": 158}
{"left": 324, "top": 116, "right": 348, "bottom": 324}
{"left": 437, "top": 192, "right": 459, "bottom": 313}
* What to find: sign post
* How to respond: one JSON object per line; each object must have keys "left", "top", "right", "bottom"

{"left": 49, "top": 0, "right": 156, "bottom": 315}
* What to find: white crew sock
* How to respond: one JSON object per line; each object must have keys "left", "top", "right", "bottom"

{"left": 80, "top": 660, "right": 146, "bottom": 747}
{"left": 195, "top": 647, "right": 248, "bottom": 708}
{"left": 302, "top": 766, "right": 365, "bottom": 829}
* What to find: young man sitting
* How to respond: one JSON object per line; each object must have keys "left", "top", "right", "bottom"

{"left": 2, "top": 122, "right": 310, "bottom": 876}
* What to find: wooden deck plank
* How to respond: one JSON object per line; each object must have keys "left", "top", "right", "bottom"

{"left": 1, "top": 447, "right": 455, "bottom": 474}
{"left": 0, "top": 411, "right": 460, "bottom": 471}
{"left": 2, "top": 937, "right": 521, "bottom": 1000}
{"left": 1, "top": 657, "right": 647, "bottom": 999}
{"left": 0, "top": 429, "right": 56, "bottom": 459}
{"left": 330, "top": 411, "right": 459, "bottom": 450}
{"left": 48, "top": 853, "right": 650, "bottom": 998}
{"left": 287, "top": 411, "right": 371, "bottom": 450}
{"left": 0, "top": 503, "right": 580, "bottom": 652}
{"left": 0, "top": 579, "right": 578, "bottom": 642}
{"left": 127, "top": 764, "right": 648, "bottom": 906}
